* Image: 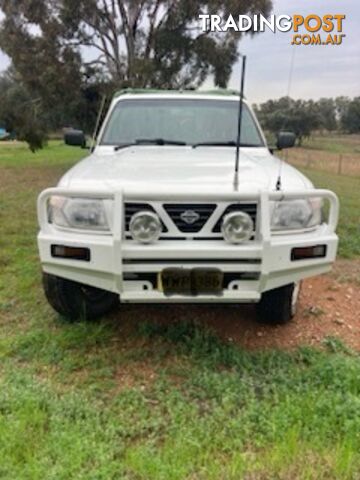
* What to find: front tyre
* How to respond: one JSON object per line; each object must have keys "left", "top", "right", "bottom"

{"left": 42, "top": 273, "right": 119, "bottom": 321}
{"left": 256, "top": 282, "right": 300, "bottom": 325}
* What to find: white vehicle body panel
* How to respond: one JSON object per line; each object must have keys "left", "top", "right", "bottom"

{"left": 58, "top": 145, "right": 312, "bottom": 192}
{"left": 37, "top": 93, "right": 339, "bottom": 303}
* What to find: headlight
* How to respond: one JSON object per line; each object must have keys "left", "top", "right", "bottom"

{"left": 221, "top": 211, "right": 254, "bottom": 244}
{"left": 271, "top": 198, "right": 322, "bottom": 231}
{"left": 49, "top": 196, "right": 111, "bottom": 231}
{"left": 129, "top": 211, "right": 162, "bottom": 244}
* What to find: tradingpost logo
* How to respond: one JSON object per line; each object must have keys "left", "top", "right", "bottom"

{"left": 199, "top": 14, "right": 346, "bottom": 46}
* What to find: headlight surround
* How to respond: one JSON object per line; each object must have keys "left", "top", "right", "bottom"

{"left": 221, "top": 211, "right": 254, "bottom": 244}
{"left": 48, "top": 196, "right": 111, "bottom": 231}
{"left": 271, "top": 198, "right": 322, "bottom": 231}
{"left": 129, "top": 211, "right": 162, "bottom": 244}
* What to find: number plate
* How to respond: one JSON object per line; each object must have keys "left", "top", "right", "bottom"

{"left": 159, "top": 268, "right": 223, "bottom": 296}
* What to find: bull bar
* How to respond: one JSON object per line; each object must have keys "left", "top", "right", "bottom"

{"left": 37, "top": 188, "right": 339, "bottom": 303}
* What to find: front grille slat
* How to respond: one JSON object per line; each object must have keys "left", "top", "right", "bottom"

{"left": 163, "top": 203, "right": 216, "bottom": 233}
{"left": 125, "top": 201, "right": 258, "bottom": 239}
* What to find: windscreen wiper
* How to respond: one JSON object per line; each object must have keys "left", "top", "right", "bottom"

{"left": 114, "top": 143, "right": 137, "bottom": 151}
{"left": 114, "top": 138, "right": 186, "bottom": 151}
{"left": 134, "top": 138, "right": 186, "bottom": 146}
{"left": 192, "top": 141, "right": 259, "bottom": 149}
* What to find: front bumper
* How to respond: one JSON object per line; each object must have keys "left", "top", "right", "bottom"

{"left": 37, "top": 189, "right": 339, "bottom": 303}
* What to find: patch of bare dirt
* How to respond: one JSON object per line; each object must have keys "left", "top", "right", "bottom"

{"left": 331, "top": 259, "right": 360, "bottom": 285}
{"left": 117, "top": 260, "right": 360, "bottom": 351}
{"left": 0, "top": 141, "right": 18, "bottom": 146}
{"left": 112, "top": 361, "right": 159, "bottom": 392}
{"left": 0, "top": 166, "right": 61, "bottom": 193}
{"left": 205, "top": 272, "right": 360, "bottom": 351}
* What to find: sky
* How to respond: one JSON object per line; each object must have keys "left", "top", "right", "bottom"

{"left": 220, "top": 0, "right": 360, "bottom": 103}
{"left": 0, "top": 0, "right": 359, "bottom": 104}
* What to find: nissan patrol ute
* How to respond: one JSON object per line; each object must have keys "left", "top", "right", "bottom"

{"left": 37, "top": 90, "right": 339, "bottom": 324}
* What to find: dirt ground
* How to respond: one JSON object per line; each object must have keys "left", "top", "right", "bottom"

{"left": 119, "top": 259, "right": 360, "bottom": 351}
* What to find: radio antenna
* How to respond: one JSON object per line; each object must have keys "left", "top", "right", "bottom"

{"left": 234, "top": 55, "right": 247, "bottom": 190}
{"left": 275, "top": 46, "right": 296, "bottom": 191}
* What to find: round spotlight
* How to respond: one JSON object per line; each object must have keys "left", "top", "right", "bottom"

{"left": 221, "top": 211, "right": 254, "bottom": 244}
{"left": 129, "top": 211, "right": 162, "bottom": 244}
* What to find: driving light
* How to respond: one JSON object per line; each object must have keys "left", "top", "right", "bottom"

{"left": 49, "top": 196, "right": 110, "bottom": 231}
{"left": 271, "top": 199, "right": 322, "bottom": 231}
{"left": 129, "top": 211, "right": 162, "bottom": 244}
{"left": 221, "top": 211, "right": 254, "bottom": 244}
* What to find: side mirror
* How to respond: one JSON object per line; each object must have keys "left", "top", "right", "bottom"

{"left": 276, "top": 131, "right": 296, "bottom": 150}
{"left": 64, "top": 129, "right": 87, "bottom": 148}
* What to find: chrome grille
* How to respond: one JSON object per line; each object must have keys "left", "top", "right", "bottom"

{"left": 163, "top": 203, "right": 217, "bottom": 233}
{"left": 124, "top": 201, "right": 257, "bottom": 239}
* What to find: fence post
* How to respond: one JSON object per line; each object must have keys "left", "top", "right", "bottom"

{"left": 338, "top": 154, "right": 343, "bottom": 175}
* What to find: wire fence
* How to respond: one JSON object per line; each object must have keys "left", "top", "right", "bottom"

{"left": 280, "top": 148, "right": 360, "bottom": 176}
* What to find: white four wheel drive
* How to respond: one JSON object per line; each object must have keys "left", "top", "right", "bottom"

{"left": 37, "top": 90, "right": 339, "bottom": 324}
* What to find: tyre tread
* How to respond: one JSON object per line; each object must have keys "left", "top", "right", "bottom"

{"left": 42, "top": 273, "right": 118, "bottom": 321}
{"left": 256, "top": 284, "right": 295, "bottom": 325}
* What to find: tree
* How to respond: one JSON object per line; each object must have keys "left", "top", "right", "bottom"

{"left": 341, "top": 97, "right": 360, "bottom": 133}
{"left": 335, "top": 97, "right": 360, "bottom": 134}
{"left": 316, "top": 98, "right": 337, "bottom": 132}
{"left": 0, "top": 0, "right": 271, "bottom": 90}
{"left": 0, "top": 66, "right": 108, "bottom": 150}
{"left": 335, "top": 96, "right": 351, "bottom": 126}
{"left": 254, "top": 97, "right": 320, "bottom": 145}
{"left": 0, "top": 69, "right": 48, "bottom": 150}
{"left": 0, "top": 1, "right": 272, "bottom": 149}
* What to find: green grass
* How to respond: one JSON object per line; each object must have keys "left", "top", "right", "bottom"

{"left": 0, "top": 141, "right": 359, "bottom": 479}
{"left": 302, "top": 134, "right": 360, "bottom": 155}
{"left": 264, "top": 133, "right": 360, "bottom": 155}
{"left": 1, "top": 320, "right": 360, "bottom": 479}
{"left": 0, "top": 140, "right": 86, "bottom": 168}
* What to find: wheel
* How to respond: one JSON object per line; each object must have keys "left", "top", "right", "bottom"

{"left": 256, "top": 282, "right": 301, "bottom": 325}
{"left": 42, "top": 273, "right": 119, "bottom": 321}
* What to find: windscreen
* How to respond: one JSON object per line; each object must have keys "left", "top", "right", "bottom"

{"left": 100, "top": 98, "right": 265, "bottom": 147}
